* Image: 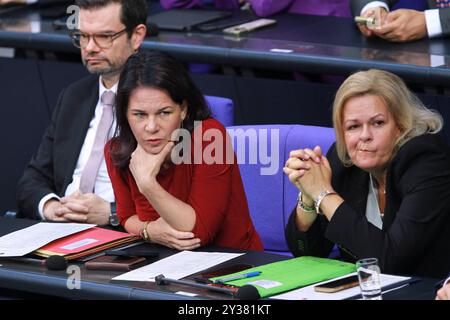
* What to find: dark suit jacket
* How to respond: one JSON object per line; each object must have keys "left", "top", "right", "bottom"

{"left": 350, "top": 0, "right": 450, "bottom": 36}
{"left": 17, "top": 75, "right": 99, "bottom": 220}
{"left": 285, "top": 134, "right": 450, "bottom": 278}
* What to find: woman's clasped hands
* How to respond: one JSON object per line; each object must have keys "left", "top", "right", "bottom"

{"left": 283, "top": 146, "right": 333, "bottom": 201}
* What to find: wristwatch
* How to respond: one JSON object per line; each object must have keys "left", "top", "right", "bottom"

{"left": 109, "top": 202, "right": 120, "bottom": 227}
{"left": 314, "top": 190, "right": 337, "bottom": 214}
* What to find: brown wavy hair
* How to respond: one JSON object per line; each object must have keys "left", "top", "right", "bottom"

{"left": 110, "top": 50, "right": 211, "bottom": 169}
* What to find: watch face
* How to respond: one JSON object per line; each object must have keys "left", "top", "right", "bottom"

{"left": 110, "top": 215, "right": 120, "bottom": 227}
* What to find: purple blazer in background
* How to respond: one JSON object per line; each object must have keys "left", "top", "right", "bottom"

{"left": 248, "top": 0, "right": 351, "bottom": 17}
{"left": 160, "top": 0, "right": 240, "bottom": 10}
{"left": 160, "top": 0, "right": 352, "bottom": 17}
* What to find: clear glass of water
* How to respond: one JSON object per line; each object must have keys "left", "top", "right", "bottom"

{"left": 356, "top": 258, "right": 382, "bottom": 300}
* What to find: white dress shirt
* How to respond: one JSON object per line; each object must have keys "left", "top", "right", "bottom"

{"left": 38, "top": 78, "right": 117, "bottom": 219}
{"left": 365, "top": 175, "right": 383, "bottom": 230}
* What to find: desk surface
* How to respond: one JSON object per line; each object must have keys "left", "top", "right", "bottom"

{"left": 0, "top": 244, "right": 287, "bottom": 300}
{"left": 0, "top": 7, "right": 449, "bottom": 85}
{"left": 0, "top": 242, "right": 438, "bottom": 300}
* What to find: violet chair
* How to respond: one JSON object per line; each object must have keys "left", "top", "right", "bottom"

{"left": 226, "top": 124, "right": 335, "bottom": 256}
{"left": 205, "top": 95, "right": 234, "bottom": 127}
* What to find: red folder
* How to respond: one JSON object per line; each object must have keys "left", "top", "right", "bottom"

{"left": 34, "top": 227, "right": 139, "bottom": 260}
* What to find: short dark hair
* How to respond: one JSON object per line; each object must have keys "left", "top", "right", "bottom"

{"left": 75, "top": 0, "right": 147, "bottom": 37}
{"left": 110, "top": 50, "right": 211, "bottom": 169}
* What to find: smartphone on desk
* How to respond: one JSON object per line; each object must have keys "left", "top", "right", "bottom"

{"left": 85, "top": 255, "right": 147, "bottom": 271}
{"left": 223, "top": 18, "right": 276, "bottom": 36}
{"left": 193, "top": 264, "right": 253, "bottom": 283}
{"left": 314, "top": 275, "right": 360, "bottom": 293}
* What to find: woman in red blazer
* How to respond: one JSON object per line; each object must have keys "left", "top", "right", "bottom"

{"left": 105, "top": 50, "right": 263, "bottom": 252}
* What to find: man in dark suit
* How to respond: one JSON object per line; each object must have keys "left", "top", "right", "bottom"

{"left": 16, "top": 0, "right": 147, "bottom": 225}
{"left": 351, "top": 0, "right": 450, "bottom": 42}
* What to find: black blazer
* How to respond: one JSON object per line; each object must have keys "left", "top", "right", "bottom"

{"left": 17, "top": 76, "right": 99, "bottom": 220}
{"left": 285, "top": 134, "right": 450, "bottom": 278}
{"left": 350, "top": 0, "right": 450, "bottom": 36}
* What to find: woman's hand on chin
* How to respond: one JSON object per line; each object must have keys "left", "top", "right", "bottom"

{"left": 129, "top": 142, "right": 175, "bottom": 192}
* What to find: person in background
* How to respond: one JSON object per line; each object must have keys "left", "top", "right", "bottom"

{"left": 351, "top": 0, "right": 450, "bottom": 42}
{"left": 244, "top": 0, "right": 352, "bottom": 18}
{"left": 161, "top": 0, "right": 419, "bottom": 18}
{"left": 160, "top": 0, "right": 242, "bottom": 11}
{"left": 284, "top": 69, "right": 450, "bottom": 278}
{"left": 160, "top": 0, "right": 352, "bottom": 17}
{"left": 16, "top": 0, "right": 147, "bottom": 226}
{"left": 105, "top": 50, "right": 263, "bottom": 251}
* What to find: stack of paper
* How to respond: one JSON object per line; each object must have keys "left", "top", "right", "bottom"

{"left": 0, "top": 223, "right": 95, "bottom": 257}
{"left": 0, "top": 223, "right": 139, "bottom": 261}
{"left": 112, "top": 251, "right": 244, "bottom": 281}
{"left": 35, "top": 227, "right": 139, "bottom": 260}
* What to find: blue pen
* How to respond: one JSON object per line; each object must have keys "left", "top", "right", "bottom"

{"left": 214, "top": 271, "right": 261, "bottom": 284}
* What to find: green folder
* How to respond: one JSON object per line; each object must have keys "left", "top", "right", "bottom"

{"left": 211, "top": 256, "right": 356, "bottom": 298}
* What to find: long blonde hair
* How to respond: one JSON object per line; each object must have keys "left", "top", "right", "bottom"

{"left": 333, "top": 69, "right": 443, "bottom": 166}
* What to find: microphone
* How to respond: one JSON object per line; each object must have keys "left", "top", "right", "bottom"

{"left": 155, "top": 274, "right": 260, "bottom": 300}
{"left": 45, "top": 255, "right": 68, "bottom": 270}
{"left": 3, "top": 255, "right": 68, "bottom": 271}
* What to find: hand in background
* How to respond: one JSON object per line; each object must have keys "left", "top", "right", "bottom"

{"left": 358, "top": 6, "right": 388, "bottom": 37}
{"left": 147, "top": 217, "right": 201, "bottom": 251}
{"left": 373, "top": 9, "right": 427, "bottom": 42}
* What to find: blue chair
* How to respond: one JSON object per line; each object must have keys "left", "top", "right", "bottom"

{"left": 227, "top": 124, "right": 335, "bottom": 256}
{"left": 205, "top": 95, "right": 234, "bottom": 127}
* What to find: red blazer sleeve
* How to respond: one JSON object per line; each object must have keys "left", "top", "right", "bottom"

{"left": 188, "top": 120, "right": 235, "bottom": 245}
{"left": 104, "top": 141, "right": 136, "bottom": 226}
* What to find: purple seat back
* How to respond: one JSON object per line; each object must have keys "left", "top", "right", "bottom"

{"left": 205, "top": 95, "right": 234, "bottom": 127}
{"left": 227, "top": 124, "right": 335, "bottom": 255}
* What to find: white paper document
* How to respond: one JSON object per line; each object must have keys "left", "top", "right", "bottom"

{"left": 270, "top": 272, "right": 411, "bottom": 300}
{"left": 0, "top": 223, "right": 95, "bottom": 257}
{"left": 112, "top": 250, "right": 244, "bottom": 282}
